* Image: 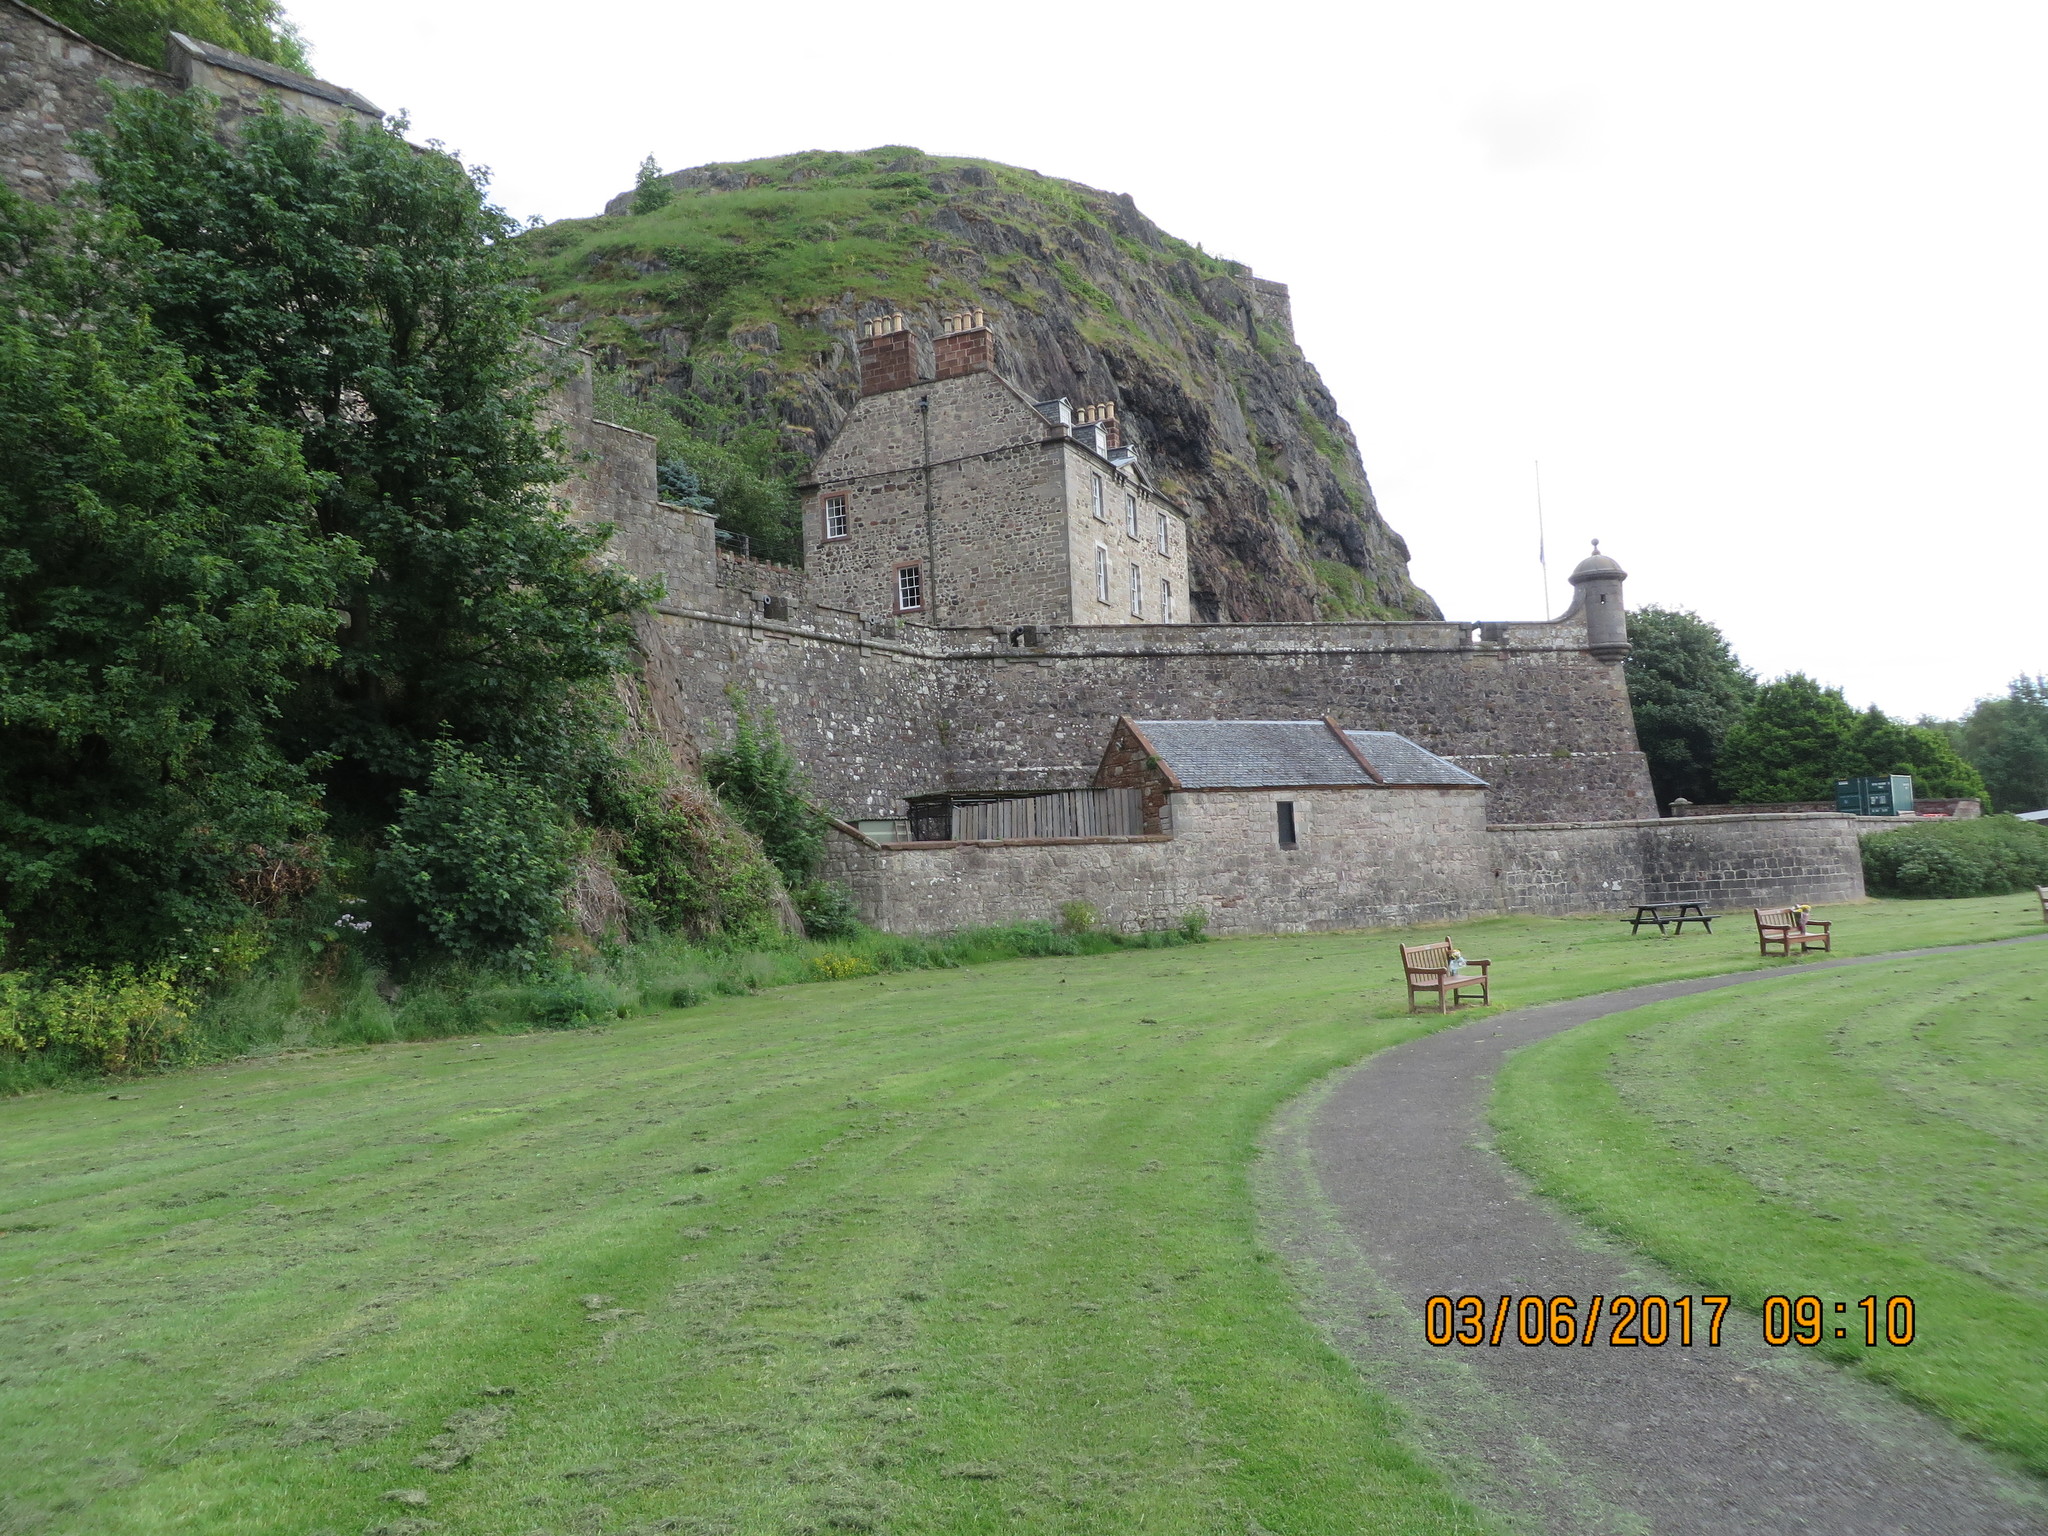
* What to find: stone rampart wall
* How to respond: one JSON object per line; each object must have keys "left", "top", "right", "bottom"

{"left": 1, "top": 2, "right": 377, "bottom": 199}
{"left": 1489, "top": 813, "right": 1866, "bottom": 916}
{"left": 823, "top": 808, "right": 1867, "bottom": 936}
{"left": 634, "top": 604, "right": 1656, "bottom": 822}
{"left": 1, "top": 2, "right": 160, "bottom": 196}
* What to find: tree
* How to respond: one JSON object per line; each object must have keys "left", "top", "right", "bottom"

{"left": 1622, "top": 606, "right": 1755, "bottom": 807}
{"left": 1715, "top": 674, "right": 1860, "bottom": 803}
{"left": 81, "top": 92, "right": 645, "bottom": 846}
{"left": 1954, "top": 676, "right": 2048, "bottom": 812}
{"left": 631, "top": 155, "right": 674, "bottom": 216}
{"left": 0, "top": 188, "right": 361, "bottom": 965}
{"left": 37, "top": 0, "right": 309, "bottom": 72}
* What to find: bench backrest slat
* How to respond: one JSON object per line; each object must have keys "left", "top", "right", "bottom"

{"left": 1755, "top": 907, "right": 1797, "bottom": 928}
{"left": 1401, "top": 941, "right": 1452, "bottom": 973}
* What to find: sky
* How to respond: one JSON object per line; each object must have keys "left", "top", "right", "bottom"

{"left": 287, "top": 0, "right": 2047, "bottom": 722}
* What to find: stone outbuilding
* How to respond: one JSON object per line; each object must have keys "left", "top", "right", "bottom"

{"left": 822, "top": 716, "right": 1866, "bottom": 936}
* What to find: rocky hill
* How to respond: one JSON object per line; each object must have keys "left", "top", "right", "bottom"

{"left": 520, "top": 148, "right": 1438, "bottom": 622}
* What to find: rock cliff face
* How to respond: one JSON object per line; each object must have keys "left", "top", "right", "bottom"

{"left": 521, "top": 148, "right": 1438, "bottom": 622}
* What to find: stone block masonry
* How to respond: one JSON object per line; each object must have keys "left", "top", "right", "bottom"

{"left": 823, "top": 809, "right": 1866, "bottom": 937}
{"left": 0, "top": 1, "right": 378, "bottom": 200}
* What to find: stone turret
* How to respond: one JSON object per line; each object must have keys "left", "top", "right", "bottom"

{"left": 1568, "top": 542, "right": 1630, "bottom": 661}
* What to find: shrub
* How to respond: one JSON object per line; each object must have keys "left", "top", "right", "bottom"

{"left": 809, "top": 953, "right": 878, "bottom": 981}
{"left": 1178, "top": 908, "right": 1210, "bottom": 942}
{"left": 0, "top": 966, "right": 189, "bottom": 1074}
{"left": 1861, "top": 816, "right": 2048, "bottom": 898}
{"left": 702, "top": 692, "right": 827, "bottom": 886}
{"left": 381, "top": 746, "right": 573, "bottom": 967}
{"left": 793, "top": 880, "right": 861, "bottom": 940}
{"left": 1058, "top": 901, "right": 1099, "bottom": 936}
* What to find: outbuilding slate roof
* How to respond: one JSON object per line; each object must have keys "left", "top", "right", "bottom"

{"left": 1345, "top": 730, "right": 1489, "bottom": 786}
{"left": 1127, "top": 720, "right": 1486, "bottom": 789}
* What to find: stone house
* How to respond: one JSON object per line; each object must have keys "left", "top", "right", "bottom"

{"left": 801, "top": 310, "right": 1191, "bottom": 629}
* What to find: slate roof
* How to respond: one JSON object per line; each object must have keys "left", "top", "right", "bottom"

{"left": 1127, "top": 720, "right": 1486, "bottom": 789}
{"left": 1345, "top": 730, "right": 1489, "bottom": 786}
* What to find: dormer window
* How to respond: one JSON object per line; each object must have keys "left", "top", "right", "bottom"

{"left": 823, "top": 494, "right": 848, "bottom": 541}
{"left": 1124, "top": 493, "right": 1139, "bottom": 537}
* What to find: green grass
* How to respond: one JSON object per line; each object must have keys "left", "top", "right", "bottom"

{"left": 3, "top": 897, "right": 2040, "bottom": 1533}
{"left": 1493, "top": 931, "right": 2048, "bottom": 1475}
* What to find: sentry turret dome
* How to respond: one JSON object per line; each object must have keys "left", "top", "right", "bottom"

{"left": 1569, "top": 540, "right": 1627, "bottom": 583}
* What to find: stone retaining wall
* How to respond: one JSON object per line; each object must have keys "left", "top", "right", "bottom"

{"left": 824, "top": 809, "right": 1867, "bottom": 936}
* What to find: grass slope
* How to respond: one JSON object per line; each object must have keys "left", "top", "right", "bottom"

{"left": 1494, "top": 935, "right": 2048, "bottom": 1475}
{"left": 3, "top": 897, "right": 2039, "bottom": 1534}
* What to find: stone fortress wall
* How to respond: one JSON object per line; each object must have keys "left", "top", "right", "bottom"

{"left": 0, "top": 0, "right": 377, "bottom": 198}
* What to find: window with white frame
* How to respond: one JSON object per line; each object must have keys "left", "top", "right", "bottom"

{"left": 1095, "top": 544, "right": 1109, "bottom": 603}
{"left": 1160, "top": 578, "right": 1173, "bottom": 623}
{"left": 823, "top": 494, "right": 848, "bottom": 540}
{"left": 1129, "top": 563, "right": 1143, "bottom": 617}
{"left": 1156, "top": 511, "right": 1169, "bottom": 554}
{"left": 896, "top": 563, "right": 923, "bottom": 612}
{"left": 1091, "top": 474, "right": 1106, "bottom": 520}
{"left": 1124, "top": 492, "right": 1139, "bottom": 537}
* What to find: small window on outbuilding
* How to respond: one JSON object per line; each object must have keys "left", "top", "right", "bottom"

{"left": 1275, "top": 800, "right": 1298, "bottom": 850}
{"left": 823, "top": 494, "right": 848, "bottom": 540}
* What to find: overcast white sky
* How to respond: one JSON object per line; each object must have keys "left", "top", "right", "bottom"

{"left": 289, "top": 0, "right": 2045, "bottom": 722}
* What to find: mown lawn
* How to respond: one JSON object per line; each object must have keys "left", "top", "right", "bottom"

{"left": 1493, "top": 935, "right": 2048, "bottom": 1475}
{"left": 2, "top": 896, "right": 2040, "bottom": 1534}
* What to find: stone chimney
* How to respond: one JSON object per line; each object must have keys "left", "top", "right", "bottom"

{"left": 934, "top": 308, "right": 993, "bottom": 379}
{"left": 857, "top": 313, "right": 917, "bottom": 397}
{"left": 1073, "top": 402, "right": 1121, "bottom": 451}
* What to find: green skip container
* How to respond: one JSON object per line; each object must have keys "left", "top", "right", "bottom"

{"left": 1835, "top": 774, "right": 1915, "bottom": 816}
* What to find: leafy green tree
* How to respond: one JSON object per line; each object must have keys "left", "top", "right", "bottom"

{"left": 1844, "top": 707, "right": 1988, "bottom": 801}
{"left": 1715, "top": 674, "right": 1861, "bottom": 803}
{"left": 631, "top": 155, "right": 674, "bottom": 216}
{"left": 81, "top": 93, "right": 644, "bottom": 846}
{"left": 37, "top": 0, "right": 309, "bottom": 71}
{"left": 1953, "top": 676, "right": 2048, "bottom": 813}
{"left": 0, "top": 189, "right": 361, "bottom": 967}
{"left": 1622, "top": 606, "right": 1755, "bottom": 807}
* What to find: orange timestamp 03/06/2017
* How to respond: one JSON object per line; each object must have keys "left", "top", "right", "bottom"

{"left": 1423, "top": 1293, "right": 1917, "bottom": 1349}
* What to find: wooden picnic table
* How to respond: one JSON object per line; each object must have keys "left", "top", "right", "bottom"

{"left": 1626, "top": 901, "right": 1716, "bottom": 936}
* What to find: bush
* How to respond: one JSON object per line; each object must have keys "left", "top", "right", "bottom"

{"left": 0, "top": 965, "right": 188, "bottom": 1074}
{"left": 702, "top": 692, "right": 827, "bottom": 886}
{"left": 793, "top": 880, "right": 860, "bottom": 940}
{"left": 381, "top": 746, "right": 573, "bottom": 967}
{"left": 1861, "top": 816, "right": 2048, "bottom": 898}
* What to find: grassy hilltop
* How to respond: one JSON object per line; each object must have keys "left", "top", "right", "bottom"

{"left": 519, "top": 148, "right": 1438, "bottom": 621}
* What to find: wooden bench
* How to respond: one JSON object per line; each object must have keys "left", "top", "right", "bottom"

{"left": 1755, "top": 907, "right": 1831, "bottom": 957}
{"left": 1401, "top": 939, "right": 1491, "bottom": 1013}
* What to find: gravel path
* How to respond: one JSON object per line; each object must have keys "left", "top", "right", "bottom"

{"left": 1260, "top": 939, "right": 2048, "bottom": 1536}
